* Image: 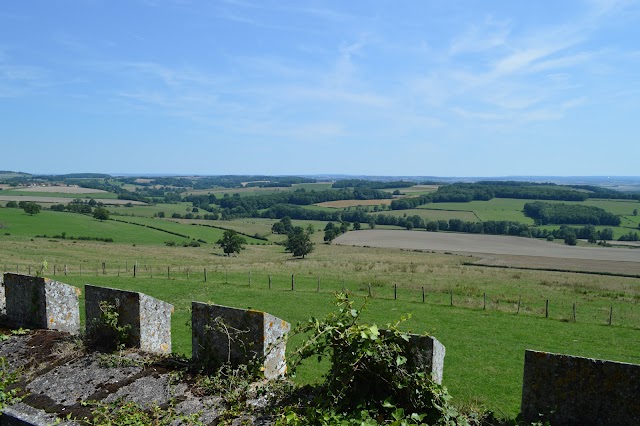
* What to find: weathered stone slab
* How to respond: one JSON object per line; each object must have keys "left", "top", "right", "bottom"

{"left": 521, "top": 349, "right": 640, "bottom": 425}
{"left": 192, "top": 302, "right": 290, "bottom": 379}
{"left": 401, "top": 333, "right": 445, "bottom": 384}
{"left": 85, "top": 285, "right": 173, "bottom": 354}
{"left": 26, "top": 353, "right": 144, "bottom": 406}
{"left": 3, "top": 274, "right": 80, "bottom": 334}
{"left": 1, "top": 402, "right": 80, "bottom": 425}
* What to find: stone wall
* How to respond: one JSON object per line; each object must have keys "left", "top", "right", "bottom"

{"left": 0, "top": 274, "right": 449, "bottom": 390}
{"left": 85, "top": 285, "right": 173, "bottom": 354}
{"left": 3, "top": 273, "right": 80, "bottom": 334}
{"left": 521, "top": 349, "right": 640, "bottom": 425}
{"left": 0, "top": 273, "right": 5, "bottom": 315}
{"left": 402, "top": 333, "right": 446, "bottom": 385}
{"left": 191, "top": 302, "right": 290, "bottom": 379}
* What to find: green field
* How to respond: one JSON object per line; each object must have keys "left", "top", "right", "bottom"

{"left": 110, "top": 202, "right": 195, "bottom": 217}
{"left": 0, "top": 208, "right": 265, "bottom": 246}
{"left": 415, "top": 198, "right": 640, "bottom": 235}
{"left": 382, "top": 208, "right": 479, "bottom": 222}
{"left": 1, "top": 189, "right": 639, "bottom": 420}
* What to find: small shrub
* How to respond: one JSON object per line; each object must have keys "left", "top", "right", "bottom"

{"left": 86, "top": 301, "right": 132, "bottom": 352}
{"left": 0, "top": 357, "right": 22, "bottom": 410}
{"left": 285, "top": 295, "right": 477, "bottom": 424}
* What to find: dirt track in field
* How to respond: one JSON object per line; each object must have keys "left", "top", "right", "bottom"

{"left": 335, "top": 230, "right": 640, "bottom": 275}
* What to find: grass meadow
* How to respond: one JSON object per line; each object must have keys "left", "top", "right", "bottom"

{"left": 0, "top": 199, "right": 639, "bottom": 419}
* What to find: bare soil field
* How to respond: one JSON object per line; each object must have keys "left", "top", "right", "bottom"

{"left": 401, "top": 184, "right": 439, "bottom": 192}
{"left": 18, "top": 185, "right": 108, "bottom": 194}
{"left": 316, "top": 199, "right": 394, "bottom": 208}
{"left": 0, "top": 196, "right": 146, "bottom": 205}
{"left": 335, "top": 230, "right": 640, "bottom": 275}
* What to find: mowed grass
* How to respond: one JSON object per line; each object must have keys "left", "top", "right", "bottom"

{"left": 0, "top": 208, "right": 198, "bottom": 245}
{"left": 382, "top": 208, "right": 479, "bottom": 222}
{"left": 115, "top": 216, "right": 266, "bottom": 245}
{"left": 110, "top": 202, "right": 195, "bottom": 218}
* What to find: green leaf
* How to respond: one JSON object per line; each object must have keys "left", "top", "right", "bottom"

{"left": 382, "top": 397, "right": 395, "bottom": 408}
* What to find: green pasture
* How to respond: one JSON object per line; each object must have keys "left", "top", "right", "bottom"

{"left": 110, "top": 202, "right": 195, "bottom": 218}
{"left": 106, "top": 215, "right": 267, "bottom": 245}
{"left": 25, "top": 264, "right": 640, "bottom": 419}
{"left": 382, "top": 208, "right": 479, "bottom": 222}
{"left": 0, "top": 208, "right": 198, "bottom": 245}
{"left": 584, "top": 198, "right": 640, "bottom": 215}
{"left": 417, "top": 199, "right": 533, "bottom": 224}
{"left": 2, "top": 194, "right": 640, "bottom": 419}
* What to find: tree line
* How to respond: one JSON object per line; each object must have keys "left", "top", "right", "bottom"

{"left": 332, "top": 179, "right": 415, "bottom": 189}
{"left": 390, "top": 182, "right": 596, "bottom": 210}
{"left": 523, "top": 202, "right": 621, "bottom": 226}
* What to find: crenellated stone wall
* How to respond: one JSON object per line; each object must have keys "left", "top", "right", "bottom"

{"left": 3, "top": 273, "right": 80, "bottom": 334}
{"left": 191, "top": 302, "right": 290, "bottom": 379}
{"left": 85, "top": 285, "right": 174, "bottom": 354}
{"left": 0, "top": 274, "right": 448, "bottom": 387}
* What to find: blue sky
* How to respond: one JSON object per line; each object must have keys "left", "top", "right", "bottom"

{"left": 1, "top": 0, "right": 639, "bottom": 176}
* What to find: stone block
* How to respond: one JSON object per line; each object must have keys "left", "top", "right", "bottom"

{"left": 0, "top": 273, "right": 5, "bottom": 316}
{"left": 191, "top": 302, "right": 290, "bottom": 379}
{"left": 521, "top": 349, "right": 640, "bottom": 425}
{"left": 3, "top": 273, "right": 80, "bottom": 334}
{"left": 1, "top": 402, "right": 80, "bottom": 425}
{"left": 402, "top": 333, "right": 446, "bottom": 384}
{"left": 85, "top": 285, "right": 173, "bottom": 354}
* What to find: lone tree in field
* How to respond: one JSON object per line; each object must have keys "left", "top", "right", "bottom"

{"left": 285, "top": 226, "right": 314, "bottom": 258}
{"left": 93, "top": 207, "right": 110, "bottom": 221}
{"left": 23, "top": 202, "right": 41, "bottom": 216}
{"left": 217, "top": 229, "right": 247, "bottom": 256}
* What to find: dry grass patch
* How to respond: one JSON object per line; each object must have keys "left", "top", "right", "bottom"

{"left": 19, "top": 185, "right": 108, "bottom": 194}
{"left": 315, "top": 199, "right": 394, "bottom": 208}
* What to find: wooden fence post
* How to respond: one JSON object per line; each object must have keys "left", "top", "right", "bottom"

{"left": 291, "top": 274, "right": 294, "bottom": 291}
{"left": 545, "top": 299, "right": 549, "bottom": 318}
{"left": 422, "top": 286, "right": 425, "bottom": 303}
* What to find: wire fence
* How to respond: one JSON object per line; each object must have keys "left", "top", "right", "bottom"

{"left": 2, "top": 261, "right": 637, "bottom": 329}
